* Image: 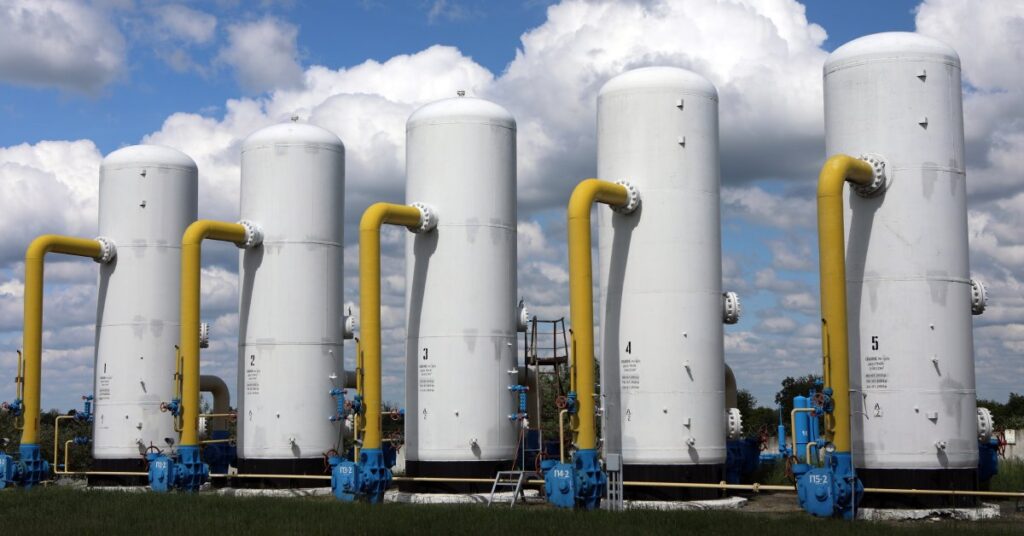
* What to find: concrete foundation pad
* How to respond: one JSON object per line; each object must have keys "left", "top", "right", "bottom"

{"left": 385, "top": 489, "right": 541, "bottom": 505}
{"left": 213, "top": 487, "right": 334, "bottom": 498}
{"left": 625, "top": 496, "right": 748, "bottom": 511}
{"left": 857, "top": 503, "right": 1000, "bottom": 521}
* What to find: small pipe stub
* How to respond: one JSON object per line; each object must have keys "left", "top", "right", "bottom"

{"left": 342, "top": 315, "right": 357, "bottom": 340}
{"left": 611, "top": 180, "right": 640, "bottom": 214}
{"left": 852, "top": 153, "right": 887, "bottom": 197}
{"left": 722, "top": 291, "right": 742, "bottom": 325}
{"left": 198, "top": 322, "right": 210, "bottom": 349}
{"left": 409, "top": 202, "right": 438, "bottom": 233}
{"left": 971, "top": 279, "right": 988, "bottom": 316}
{"left": 237, "top": 220, "right": 264, "bottom": 249}
{"left": 93, "top": 237, "right": 117, "bottom": 264}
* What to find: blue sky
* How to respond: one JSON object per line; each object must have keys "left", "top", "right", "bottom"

{"left": 0, "top": 0, "right": 1021, "bottom": 414}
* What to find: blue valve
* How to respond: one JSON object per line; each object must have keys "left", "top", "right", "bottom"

{"left": 329, "top": 388, "right": 346, "bottom": 422}
{"left": 77, "top": 395, "right": 94, "bottom": 423}
{"left": 330, "top": 449, "right": 393, "bottom": 504}
{"left": 148, "top": 445, "right": 209, "bottom": 493}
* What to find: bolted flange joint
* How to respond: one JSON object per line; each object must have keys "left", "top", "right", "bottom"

{"left": 409, "top": 202, "right": 438, "bottom": 233}
{"left": 611, "top": 181, "right": 640, "bottom": 215}
{"left": 852, "top": 153, "right": 888, "bottom": 198}
{"left": 722, "top": 291, "right": 742, "bottom": 324}
{"left": 93, "top": 237, "right": 117, "bottom": 264}
{"left": 971, "top": 279, "right": 988, "bottom": 316}
{"left": 237, "top": 220, "right": 264, "bottom": 249}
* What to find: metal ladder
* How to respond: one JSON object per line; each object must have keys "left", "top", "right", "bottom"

{"left": 487, "top": 470, "right": 539, "bottom": 508}
{"left": 603, "top": 453, "right": 624, "bottom": 511}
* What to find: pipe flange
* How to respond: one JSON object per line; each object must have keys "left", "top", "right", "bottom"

{"left": 971, "top": 279, "right": 988, "bottom": 316}
{"left": 93, "top": 236, "right": 117, "bottom": 264}
{"left": 410, "top": 202, "right": 438, "bottom": 233}
{"left": 199, "top": 322, "right": 210, "bottom": 349}
{"left": 237, "top": 220, "right": 264, "bottom": 248}
{"left": 977, "top": 407, "right": 995, "bottom": 442}
{"left": 722, "top": 291, "right": 742, "bottom": 325}
{"left": 611, "top": 180, "right": 640, "bottom": 214}
{"left": 726, "top": 407, "right": 743, "bottom": 440}
{"left": 342, "top": 314, "right": 357, "bottom": 340}
{"left": 516, "top": 300, "right": 530, "bottom": 333}
{"left": 853, "top": 153, "right": 888, "bottom": 198}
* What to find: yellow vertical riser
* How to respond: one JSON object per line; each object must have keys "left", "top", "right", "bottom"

{"left": 816, "top": 155, "right": 874, "bottom": 453}
{"left": 566, "top": 179, "right": 630, "bottom": 451}
{"left": 359, "top": 203, "right": 423, "bottom": 451}
{"left": 20, "top": 235, "right": 105, "bottom": 446}
{"left": 179, "top": 221, "right": 248, "bottom": 447}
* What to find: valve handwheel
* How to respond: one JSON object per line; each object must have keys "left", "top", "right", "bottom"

{"left": 555, "top": 395, "right": 568, "bottom": 409}
{"left": 812, "top": 392, "right": 827, "bottom": 408}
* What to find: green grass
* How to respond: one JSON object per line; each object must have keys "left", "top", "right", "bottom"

{"left": 991, "top": 458, "right": 1024, "bottom": 492}
{"left": 0, "top": 487, "right": 1020, "bottom": 536}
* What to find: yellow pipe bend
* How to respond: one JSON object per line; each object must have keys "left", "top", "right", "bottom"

{"left": 21, "top": 235, "right": 107, "bottom": 445}
{"left": 359, "top": 202, "right": 426, "bottom": 450}
{"left": 180, "top": 220, "right": 251, "bottom": 447}
{"left": 816, "top": 155, "right": 874, "bottom": 453}
{"left": 567, "top": 179, "right": 632, "bottom": 450}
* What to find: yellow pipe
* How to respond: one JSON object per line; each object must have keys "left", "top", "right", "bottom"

{"left": 53, "top": 415, "right": 74, "bottom": 470}
{"left": 359, "top": 203, "right": 424, "bottom": 451}
{"left": 180, "top": 220, "right": 250, "bottom": 447}
{"left": 62, "top": 440, "right": 72, "bottom": 474}
{"left": 816, "top": 155, "right": 875, "bottom": 452}
{"left": 566, "top": 179, "right": 632, "bottom": 450}
{"left": 789, "top": 407, "right": 817, "bottom": 465}
{"left": 21, "top": 235, "right": 107, "bottom": 445}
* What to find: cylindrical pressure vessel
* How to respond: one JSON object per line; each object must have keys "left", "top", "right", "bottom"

{"left": 237, "top": 123, "right": 346, "bottom": 481}
{"left": 824, "top": 32, "right": 980, "bottom": 499}
{"left": 597, "top": 67, "right": 727, "bottom": 499}
{"left": 403, "top": 96, "right": 518, "bottom": 491}
{"left": 92, "top": 145, "right": 197, "bottom": 481}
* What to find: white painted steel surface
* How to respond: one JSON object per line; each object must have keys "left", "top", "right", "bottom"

{"left": 237, "top": 123, "right": 346, "bottom": 459}
{"left": 597, "top": 67, "right": 726, "bottom": 465}
{"left": 94, "top": 145, "right": 197, "bottom": 458}
{"left": 824, "top": 32, "right": 978, "bottom": 470}
{"left": 404, "top": 96, "right": 518, "bottom": 463}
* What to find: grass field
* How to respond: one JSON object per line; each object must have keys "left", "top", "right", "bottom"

{"left": 1, "top": 487, "right": 1021, "bottom": 536}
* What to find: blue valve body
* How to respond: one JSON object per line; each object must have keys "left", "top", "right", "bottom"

{"left": 544, "top": 449, "right": 606, "bottom": 510}
{"left": 147, "top": 445, "right": 209, "bottom": 493}
{"left": 330, "top": 448, "right": 393, "bottom": 503}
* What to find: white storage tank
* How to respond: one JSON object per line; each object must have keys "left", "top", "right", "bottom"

{"left": 825, "top": 32, "right": 982, "bottom": 500}
{"left": 237, "top": 123, "right": 346, "bottom": 483}
{"left": 403, "top": 95, "right": 518, "bottom": 491}
{"left": 597, "top": 67, "right": 729, "bottom": 499}
{"left": 92, "top": 145, "right": 197, "bottom": 482}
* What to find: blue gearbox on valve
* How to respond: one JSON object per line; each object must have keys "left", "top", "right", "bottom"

{"left": 330, "top": 448, "right": 393, "bottom": 504}
{"left": 543, "top": 449, "right": 606, "bottom": 510}
{"left": 147, "top": 445, "right": 209, "bottom": 493}
{"left": 0, "top": 444, "right": 50, "bottom": 489}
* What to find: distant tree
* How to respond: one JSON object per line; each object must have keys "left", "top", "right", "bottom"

{"left": 736, "top": 389, "right": 781, "bottom": 438}
{"left": 774, "top": 374, "right": 823, "bottom": 423}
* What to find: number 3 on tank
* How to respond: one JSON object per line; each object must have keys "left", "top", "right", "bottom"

{"left": 422, "top": 348, "right": 428, "bottom": 361}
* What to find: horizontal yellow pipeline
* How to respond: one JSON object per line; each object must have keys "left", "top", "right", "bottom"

{"left": 567, "top": 179, "right": 631, "bottom": 450}
{"left": 22, "top": 235, "right": 107, "bottom": 445}
{"left": 180, "top": 221, "right": 250, "bottom": 447}
{"left": 208, "top": 473, "right": 331, "bottom": 480}
{"left": 359, "top": 203, "right": 424, "bottom": 451}
{"left": 817, "top": 155, "right": 875, "bottom": 452}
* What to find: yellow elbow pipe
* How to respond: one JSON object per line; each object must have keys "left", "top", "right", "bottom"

{"left": 359, "top": 202, "right": 427, "bottom": 451}
{"left": 21, "top": 235, "right": 109, "bottom": 445}
{"left": 816, "top": 155, "right": 875, "bottom": 453}
{"left": 180, "top": 220, "right": 253, "bottom": 447}
{"left": 567, "top": 179, "right": 635, "bottom": 450}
